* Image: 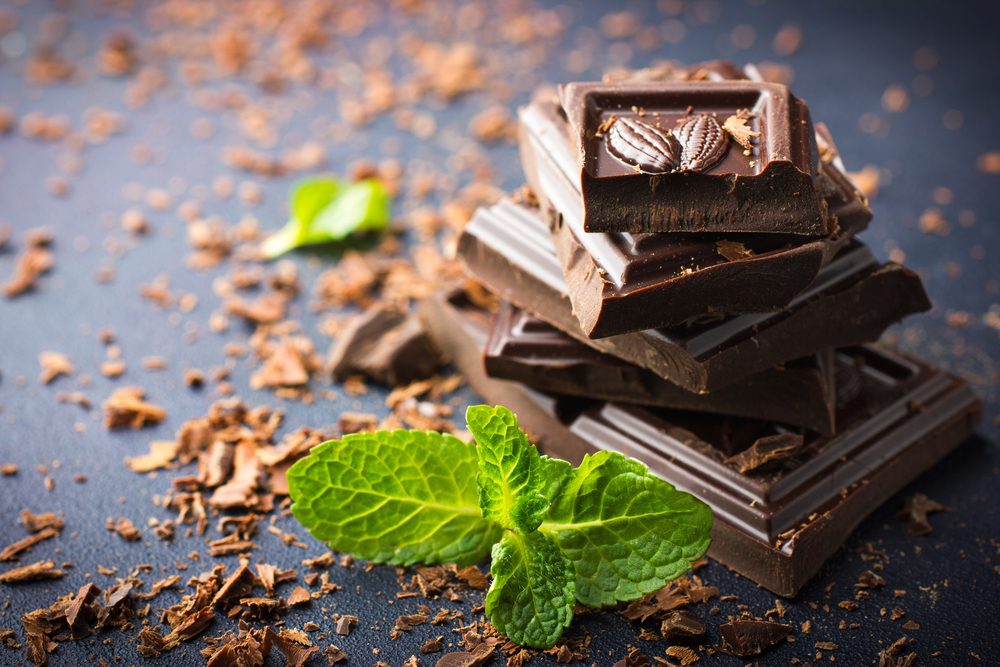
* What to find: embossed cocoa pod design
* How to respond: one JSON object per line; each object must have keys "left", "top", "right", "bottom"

{"left": 605, "top": 116, "right": 682, "bottom": 174}
{"left": 676, "top": 113, "right": 729, "bottom": 172}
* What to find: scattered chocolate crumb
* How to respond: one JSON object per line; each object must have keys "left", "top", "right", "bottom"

{"left": 106, "top": 517, "right": 141, "bottom": 542}
{"left": 102, "top": 386, "right": 166, "bottom": 429}
{"left": 0, "top": 464, "right": 17, "bottom": 476}
{"left": 335, "top": 616, "right": 355, "bottom": 636}
{"left": 20, "top": 510, "right": 64, "bottom": 534}
{"left": 897, "top": 493, "right": 949, "bottom": 535}
{"left": 719, "top": 620, "right": 791, "bottom": 657}
{"left": 38, "top": 352, "right": 74, "bottom": 384}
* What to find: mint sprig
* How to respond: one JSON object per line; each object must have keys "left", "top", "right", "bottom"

{"left": 261, "top": 177, "right": 390, "bottom": 258}
{"left": 287, "top": 405, "right": 713, "bottom": 649}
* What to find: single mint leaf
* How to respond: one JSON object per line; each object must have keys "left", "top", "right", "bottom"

{"left": 261, "top": 177, "right": 389, "bottom": 258}
{"left": 310, "top": 178, "right": 389, "bottom": 240}
{"left": 467, "top": 405, "right": 570, "bottom": 534}
{"left": 293, "top": 179, "right": 340, "bottom": 230}
{"left": 486, "top": 531, "right": 576, "bottom": 649}
{"left": 287, "top": 429, "right": 502, "bottom": 567}
{"left": 539, "top": 451, "right": 712, "bottom": 608}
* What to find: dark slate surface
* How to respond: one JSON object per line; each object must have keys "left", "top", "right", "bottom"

{"left": 1, "top": 0, "right": 998, "bottom": 665}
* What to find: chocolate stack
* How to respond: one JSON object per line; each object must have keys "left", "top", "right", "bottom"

{"left": 423, "top": 62, "right": 982, "bottom": 596}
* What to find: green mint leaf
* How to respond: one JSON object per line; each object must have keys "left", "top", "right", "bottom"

{"left": 310, "top": 178, "right": 389, "bottom": 240}
{"left": 467, "top": 405, "right": 570, "bottom": 534}
{"left": 261, "top": 177, "right": 390, "bottom": 258}
{"left": 287, "top": 429, "right": 502, "bottom": 567}
{"left": 539, "top": 451, "right": 712, "bottom": 608}
{"left": 486, "top": 531, "right": 576, "bottom": 649}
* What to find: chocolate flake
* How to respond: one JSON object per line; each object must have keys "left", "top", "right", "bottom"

{"left": 722, "top": 112, "right": 760, "bottom": 151}
{"left": 715, "top": 240, "right": 755, "bottom": 262}
{"left": 38, "top": 352, "right": 74, "bottom": 384}
{"left": 665, "top": 645, "right": 699, "bottom": 665}
{"left": 719, "top": 620, "right": 792, "bottom": 657}
{"left": 106, "top": 517, "right": 142, "bottom": 541}
{"left": 725, "top": 433, "right": 804, "bottom": 474}
{"left": 19, "top": 511, "right": 63, "bottom": 534}
{"left": 0, "top": 526, "right": 60, "bottom": 561}
{"left": 661, "top": 611, "right": 706, "bottom": 643}
{"left": 102, "top": 387, "right": 166, "bottom": 429}
{"left": 0, "top": 559, "right": 64, "bottom": 583}
{"left": 896, "top": 493, "right": 949, "bottom": 535}
{"left": 2, "top": 245, "right": 54, "bottom": 298}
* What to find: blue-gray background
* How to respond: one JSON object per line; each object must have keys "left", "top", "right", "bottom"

{"left": 0, "top": 0, "right": 998, "bottom": 665}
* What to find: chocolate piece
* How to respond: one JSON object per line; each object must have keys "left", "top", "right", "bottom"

{"left": 896, "top": 492, "right": 949, "bottom": 535}
{"left": 559, "top": 80, "right": 828, "bottom": 234}
{"left": 518, "top": 100, "right": 872, "bottom": 336}
{"left": 660, "top": 611, "right": 706, "bottom": 643}
{"left": 485, "top": 300, "right": 837, "bottom": 435}
{"left": 420, "top": 291, "right": 983, "bottom": 596}
{"left": 724, "top": 433, "right": 804, "bottom": 473}
{"left": 457, "top": 199, "right": 930, "bottom": 393}
{"left": 327, "top": 303, "right": 441, "bottom": 387}
{"left": 719, "top": 620, "right": 792, "bottom": 657}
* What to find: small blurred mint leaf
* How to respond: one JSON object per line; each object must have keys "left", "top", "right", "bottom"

{"left": 485, "top": 530, "right": 575, "bottom": 649}
{"left": 467, "top": 405, "right": 571, "bottom": 534}
{"left": 261, "top": 177, "right": 390, "bottom": 258}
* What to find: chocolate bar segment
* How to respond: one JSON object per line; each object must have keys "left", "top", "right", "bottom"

{"left": 422, "top": 289, "right": 983, "bottom": 597}
{"left": 519, "top": 99, "right": 872, "bottom": 337}
{"left": 457, "top": 198, "right": 930, "bottom": 393}
{"left": 485, "top": 299, "right": 837, "bottom": 435}
{"left": 559, "top": 80, "right": 829, "bottom": 235}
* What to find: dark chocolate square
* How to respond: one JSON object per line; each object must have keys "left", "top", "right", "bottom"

{"left": 558, "top": 80, "right": 828, "bottom": 235}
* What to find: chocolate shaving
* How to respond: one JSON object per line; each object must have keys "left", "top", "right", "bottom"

{"left": 722, "top": 112, "right": 760, "bottom": 151}
{"left": 125, "top": 441, "right": 179, "bottom": 472}
{"left": 896, "top": 492, "right": 949, "bottom": 535}
{"left": 725, "top": 433, "right": 804, "bottom": 474}
{"left": 2, "top": 246, "right": 54, "bottom": 298}
{"left": 719, "top": 620, "right": 792, "bottom": 657}
{"left": 0, "top": 526, "right": 60, "bottom": 561}
{"left": 288, "top": 586, "right": 311, "bottom": 606}
{"left": 19, "top": 511, "right": 63, "bottom": 534}
{"left": 325, "top": 644, "right": 348, "bottom": 664}
{"left": 106, "top": 517, "right": 142, "bottom": 541}
{"left": 102, "top": 386, "right": 166, "bottom": 429}
{"left": 0, "top": 559, "right": 64, "bottom": 583}
{"left": 716, "top": 240, "right": 754, "bottom": 262}
{"left": 661, "top": 610, "right": 706, "bottom": 643}
{"left": 665, "top": 645, "right": 699, "bottom": 665}
{"left": 38, "top": 352, "right": 73, "bottom": 384}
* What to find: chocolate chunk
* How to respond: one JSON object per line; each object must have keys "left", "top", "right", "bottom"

{"left": 457, "top": 198, "right": 930, "bottom": 393}
{"left": 719, "top": 620, "right": 792, "bottom": 657}
{"left": 558, "top": 79, "right": 827, "bottom": 234}
{"left": 484, "top": 299, "right": 837, "bottom": 434}
{"left": 660, "top": 611, "right": 706, "bottom": 643}
{"left": 328, "top": 303, "right": 441, "bottom": 387}
{"left": 519, "top": 99, "right": 872, "bottom": 337}
{"left": 420, "top": 291, "right": 983, "bottom": 596}
{"left": 725, "top": 433, "right": 804, "bottom": 474}
{"left": 896, "top": 493, "right": 949, "bottom": 535}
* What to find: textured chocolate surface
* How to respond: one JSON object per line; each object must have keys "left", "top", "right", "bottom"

{"left": 457, "top": 199, "right": 930, "bottom": 393}
{"left": 485, "top": 299, "right": 837, "bottom": 435}
{"left": 424, "top": 289, "right": 983, "bottom": 597}
{"left": 559, "top": 80, "right": 828, "bottom": 234}
{"left": 519, "top": 99, "right": 872, "bottom": 336}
